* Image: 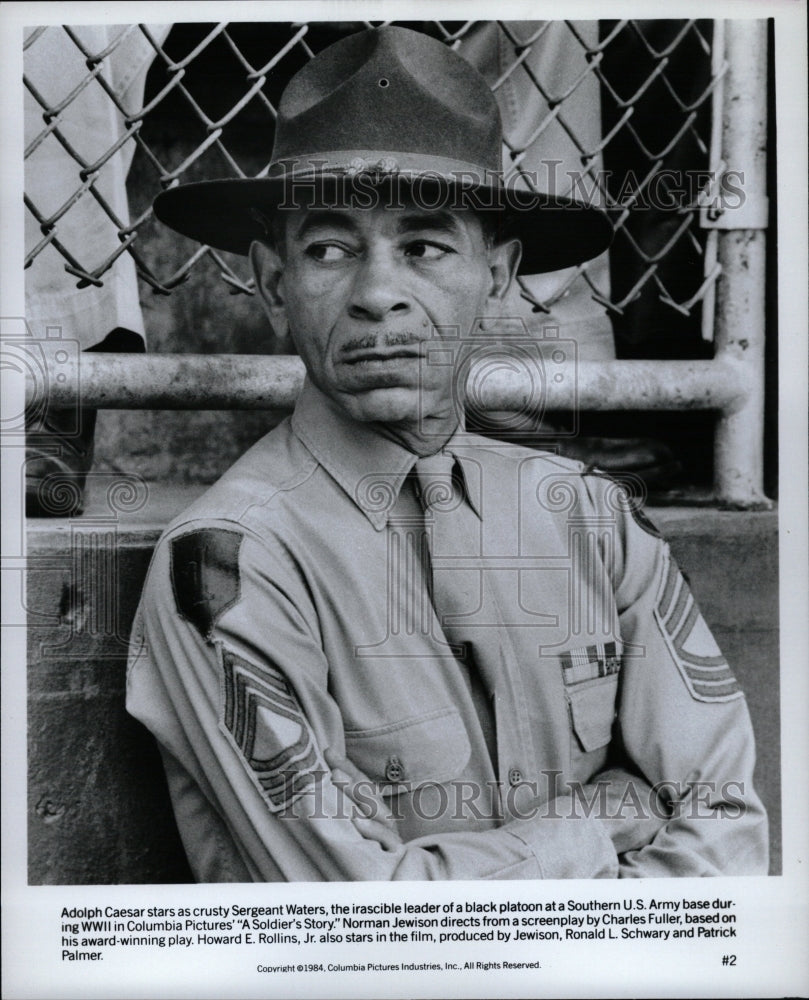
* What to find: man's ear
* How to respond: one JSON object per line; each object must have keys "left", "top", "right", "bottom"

{"left": 249, "top": 239, "right": 289, "bottom": 342}
{"left": 486, "top": 238, "right": 522, "bottom": 305}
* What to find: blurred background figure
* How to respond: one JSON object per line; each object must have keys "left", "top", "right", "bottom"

{"left": 24, "top": 25, "right": 169, "bottom": 515}
{"left": 460, "top": 20, "right": 679, "bottom": 484}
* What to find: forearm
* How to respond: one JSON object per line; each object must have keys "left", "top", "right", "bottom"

{"left": 158, "top": 739, "right": 618, "bottom": 882}
{"left": 617, "top": 781, "right": 769, "bottom": 878}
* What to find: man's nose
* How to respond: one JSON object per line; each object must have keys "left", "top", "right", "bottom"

{"left": 347, "top": 251, "right": 410, "bottom": 321}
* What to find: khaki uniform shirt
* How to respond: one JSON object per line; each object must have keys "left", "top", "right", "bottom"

{"left": 127, "top": 380, "right": 768, "bottom": 881}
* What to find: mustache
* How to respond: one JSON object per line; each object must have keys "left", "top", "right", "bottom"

{"left": 342, "top": 332, "right": 420, "bottom": 352}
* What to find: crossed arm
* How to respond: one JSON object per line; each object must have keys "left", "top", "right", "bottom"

{"left": 127, "top": 518, "right": 767, "bottom": 882}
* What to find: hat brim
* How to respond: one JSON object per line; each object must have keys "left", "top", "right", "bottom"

{"left": 154, "top": 175, "right": 613, "bottom": 275}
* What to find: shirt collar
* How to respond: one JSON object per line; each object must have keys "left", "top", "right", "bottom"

{"left": 291, "top": 380, "right": 482, "bottom": 529}
{"left": 291, "top": 379, "right": 416, "bottom": 530}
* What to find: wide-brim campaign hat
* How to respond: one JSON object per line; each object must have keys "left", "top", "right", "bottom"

{"left": 154, "top": 26, "right": 613, "bottom": 274}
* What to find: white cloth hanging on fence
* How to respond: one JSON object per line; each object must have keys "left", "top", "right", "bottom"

{"left": 24, "top": 24, "right": 170, "bottom": 349}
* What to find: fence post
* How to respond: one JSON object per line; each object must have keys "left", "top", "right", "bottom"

{"left": 712, "top": 19, "right": 771, "bottom": 508}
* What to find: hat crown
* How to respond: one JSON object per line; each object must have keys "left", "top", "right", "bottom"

{"left": 153, "top": 25, "right": 613, "bottom": 274}
{"left": 272, "top": 27, "right": 503, "bottom": 173}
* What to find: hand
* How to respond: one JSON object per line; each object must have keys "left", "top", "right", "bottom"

{"left": 324, "top": 748, "right": 402, "bottom": 851}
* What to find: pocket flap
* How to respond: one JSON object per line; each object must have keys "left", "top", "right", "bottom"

{"left": 344, "top": 707, "right": 471, "bottom": 789}
{"left": 567, "top": 675, "right": 619, "bottom": 752}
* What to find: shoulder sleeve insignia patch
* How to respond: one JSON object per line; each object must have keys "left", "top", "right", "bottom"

{"left": 629, "top": 504, "right": 663, "bottom": 540}
{"left": 170, "top": 528, "right": 243, "bottom": 641}
{"left": 220, "top": 648, "right": 323, "bottom": 813}
{"left": 654, "top": 555, "right": 742, "bottom": 702}
{"left": 583, "top": 468, "right": 662, "bottom": 539}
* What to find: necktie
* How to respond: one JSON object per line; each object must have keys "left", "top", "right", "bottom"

{"left": 414, "top": 451, "right": 498, "bottom": 770}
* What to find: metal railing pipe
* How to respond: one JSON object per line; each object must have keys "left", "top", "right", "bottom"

{"left": 25, "top": 352, "right": 746, "bottom": 413}
{"left": 710, "top": 20, "right": 770, "bottom": 507}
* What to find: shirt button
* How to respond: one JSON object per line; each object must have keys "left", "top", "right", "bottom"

{"left": 508, "top": 767, "right": 523, "bottom": 787}
{"left": 385, "top": 756, "right": 404, "bottom": 782}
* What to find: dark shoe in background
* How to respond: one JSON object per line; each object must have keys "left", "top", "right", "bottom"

{"left": 469, "top": 411, "right": 682, "bottom": 492}
{"left": 554, "top": 435, "right": 681, "bottom": 490}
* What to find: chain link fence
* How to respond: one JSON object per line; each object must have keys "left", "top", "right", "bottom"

{"left": 24, "top": 19, "right": 723, "bottom": 345}
{"left": 21, "top": 19, "right": 772, "bottom": 504}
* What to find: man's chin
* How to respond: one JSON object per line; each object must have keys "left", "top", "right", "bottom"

{"left": 338, "top": 385, "right": 427, "bottom": 425}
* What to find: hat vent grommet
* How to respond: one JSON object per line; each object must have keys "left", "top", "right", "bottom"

{"left": 378, "top": 77, "right": 389, "bottom": 88}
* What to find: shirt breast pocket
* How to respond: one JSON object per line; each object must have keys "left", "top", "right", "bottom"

{"left": 344, "top": 707, "right": 471, "bottom": 793}
{"left": 566, "top": 674, "right": 620, "bottom": 752}
{"left": 561, "top": 641, "right": 622, "bottom": 756}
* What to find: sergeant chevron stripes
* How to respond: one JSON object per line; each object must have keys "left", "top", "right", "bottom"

{"left": 655, "top": 557, "right": 741, "bottom": 702}
{"left": 220, "top": 648, "right": 323, "bottom": 811}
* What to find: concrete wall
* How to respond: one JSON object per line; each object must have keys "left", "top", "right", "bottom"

{"left": 26, "top": 487, "right": 780, "bottom": 884}
{"left": 27, "top": 506, "right": 193, "bottom": 884}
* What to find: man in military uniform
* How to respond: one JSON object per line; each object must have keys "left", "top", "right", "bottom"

{"left": 127, "top": 26, "right": 768, "bottom": 881}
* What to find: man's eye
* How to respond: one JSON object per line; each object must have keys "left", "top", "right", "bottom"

{"left": 305, "top": 243, "right": 353, "bottom": 262}
{"left": 405, "top": 241, "right": 454, "bottom": 260}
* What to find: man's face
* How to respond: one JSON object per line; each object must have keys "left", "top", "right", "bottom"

{"left": 253, "top": 199, "right": 519, "bottom": 437}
